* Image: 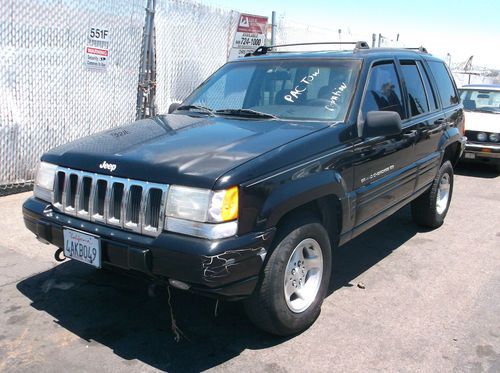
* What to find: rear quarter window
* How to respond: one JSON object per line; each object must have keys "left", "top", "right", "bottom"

{"left": 427, "top": 61, "right": 459, "bottom": 108}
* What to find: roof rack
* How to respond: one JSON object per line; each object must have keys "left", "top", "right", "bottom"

{"left": 404, "top": 46, "right": 428, "bottom": 54}
{"left": 244, "top": 41, "right": 370, "bottom": 57}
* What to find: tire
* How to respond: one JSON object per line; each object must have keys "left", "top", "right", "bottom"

{"left": 244, "top": 214, "right": 332, "bottom": 336}
{"left": 411, "top": 160, "right": 454, "bottom": 228}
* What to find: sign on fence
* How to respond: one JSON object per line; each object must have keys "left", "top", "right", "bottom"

{"left": 228, "top": 13, "right": 268, "bottom": 60}
{"left": 85, "top": 26, "right": 111, "bottom": 71}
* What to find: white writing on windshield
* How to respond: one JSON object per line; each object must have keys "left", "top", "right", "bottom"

{"left": 324, "top": 82, "right": 347, "bottom": 112}
{"left": 284, "top": 69, "right": 320, "bottom": 103}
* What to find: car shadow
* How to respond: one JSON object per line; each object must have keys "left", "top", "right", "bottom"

{"left": 17, "top": 206, "right": 423, "bottom": 372}
{"left": 455, "top": 162, "right": 499, "bottom": 179}
{"left": 329, "top": 205, "right": 423, "bottom": 292}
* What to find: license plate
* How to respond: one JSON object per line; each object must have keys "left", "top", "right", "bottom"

{"left": 63, "top": 228, "right": 101, "bottom": 268}
{"left": 464, "top": 153, "right": 475, "bottom": 159}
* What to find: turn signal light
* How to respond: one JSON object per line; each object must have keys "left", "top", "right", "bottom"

{"left": 221, "top": 186, "right": 239, "bottom": 221}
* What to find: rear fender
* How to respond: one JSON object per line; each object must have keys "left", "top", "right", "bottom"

{"left": 439, "top": 126, "right": 465, "bottom": 163}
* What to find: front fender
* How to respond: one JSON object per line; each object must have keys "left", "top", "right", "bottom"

{"left": 259, "top": 169, "right": 349, "bottom": 229}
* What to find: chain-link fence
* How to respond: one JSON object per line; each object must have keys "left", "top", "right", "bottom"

{"left": 155, "top": 0, "right": 238, "bottom": 112}
{"left": 0, "top": 0, "right": 146, "bottom": 195}
{"left": 275, "top": 18, "right": 373, "bottom": 48}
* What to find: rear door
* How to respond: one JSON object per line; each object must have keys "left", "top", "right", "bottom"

{"left": 398, "top": 59, "right": 445, "bottom": 191}
{"left": 352, "top": 61, "right": 418, "bottom": 226}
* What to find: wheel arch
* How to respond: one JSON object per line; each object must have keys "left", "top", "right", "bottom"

{"left": 260, "top": 171, "right": 347, "bottom": 247}
{"left": 439, "top": 126, "right": 464, "bottom": 166}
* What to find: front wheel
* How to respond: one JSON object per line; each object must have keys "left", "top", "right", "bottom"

{"left": 244, "top": 216, "right": 332, "bottom": 336}
{"left": 411, "top": 160, "right": 454, "bottom": 228}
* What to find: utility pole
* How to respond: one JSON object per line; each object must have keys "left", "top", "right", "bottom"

{"left": 372, "top": 33, "right": 376, "bottom": 48}
{"left": 136, "top": 0, "right": 157, "bottom": 120}
{"left": 271, "top": 11, "right": 276, "bottom": 46}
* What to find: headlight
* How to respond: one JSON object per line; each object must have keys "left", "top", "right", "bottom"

{"left": 165, "top": 185, "right": 238, "bottom": 239}
{"left": 33, "top": 161, "right": 57, "bottom": 202}
{"left": 489, "top": 133, "right": 499, "bottom": 142}
{"left": 477, "top": 132, "right": 487, "bottom": 142}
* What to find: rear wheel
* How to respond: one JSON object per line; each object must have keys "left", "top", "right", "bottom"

{"left": 244, "top": 215, "right": 332, "bottom": 336}
{"left": 411, "top": 160, "right": 454, "bottom": 228}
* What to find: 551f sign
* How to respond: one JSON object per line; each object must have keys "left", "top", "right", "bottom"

{"left": 88, "top": 27, "right": 110, "bottom": 42}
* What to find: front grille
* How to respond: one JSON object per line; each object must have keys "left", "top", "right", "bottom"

{"left": 52, "top": 167, "right": 169, "bottom": 237}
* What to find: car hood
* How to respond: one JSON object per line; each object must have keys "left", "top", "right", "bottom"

{"left": 465, "top": 111, "right": 500, "bottom": 133}
{"left": 42, "top": 114, "right": 329, "bottom": 188}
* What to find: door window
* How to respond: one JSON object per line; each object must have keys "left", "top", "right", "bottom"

{"left": 361, "top": 62, "right": 406, "bottom": 120}
{"left": 400, "top": 61, "right": 429, "bottom": 117}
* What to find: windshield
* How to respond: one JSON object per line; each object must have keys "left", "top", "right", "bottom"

{"left": 177, "top": 59, "right": 361, "bottom": 121}
{"left": 459, "top": 89, "right": 500, "bottom": 114}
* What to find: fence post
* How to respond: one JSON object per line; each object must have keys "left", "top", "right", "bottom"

{"left": 271, "top": 11, "right": 276, "bottom": 45}
{"left": 136, "top": 0, "right": 156, "bottom": 120}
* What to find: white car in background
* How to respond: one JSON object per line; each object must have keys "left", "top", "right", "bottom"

{"left": 459, "top": 84, "right": 500, "bottom": 172}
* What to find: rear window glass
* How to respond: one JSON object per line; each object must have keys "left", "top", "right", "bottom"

{"left": 416, "top": 61, "right": 438, "bottom": 111}
{"left": 427, "top": 61, "right": 459, "bottom": 108}
{"left": 400, "top": 61, "right": 429, "bottom": 116}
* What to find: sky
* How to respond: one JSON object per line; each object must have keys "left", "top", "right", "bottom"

{"left": 203, "top": 0, "right": 499, "bottom": 69}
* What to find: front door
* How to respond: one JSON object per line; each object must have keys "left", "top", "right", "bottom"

{"left": 352, "top": 61, "right": 418, "bottom": 227}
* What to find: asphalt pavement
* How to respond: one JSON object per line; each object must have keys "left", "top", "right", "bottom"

{"left": 0, "top": 163, "right": 499, "bottom": 372}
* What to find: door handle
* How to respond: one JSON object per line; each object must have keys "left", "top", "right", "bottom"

{"left": 403, "top": 129, "right": 418, "bottom": 138}
{"left": 434, "top": 118, "right": 446, "bottom": 125}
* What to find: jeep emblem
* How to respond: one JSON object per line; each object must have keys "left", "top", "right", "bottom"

{"left": 99, "top": 161, "right": 116, "bottom": 172}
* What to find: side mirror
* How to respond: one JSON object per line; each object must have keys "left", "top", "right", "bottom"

{"left": 168, "top": 102, "right": 181, "bottom": 114}
{"left": 363, "top": 111, "right": 402, "bottom": 138}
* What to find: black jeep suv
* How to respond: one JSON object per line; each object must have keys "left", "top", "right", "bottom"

{"left": 23, "top": 42, "right": 465, "bottom": 335}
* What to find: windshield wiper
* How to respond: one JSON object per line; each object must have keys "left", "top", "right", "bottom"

{"left": 176, "top": 104, "right": 215, "bottom": 116}
{"left": 215, "top": 108, "right": 278, "bottom": 119}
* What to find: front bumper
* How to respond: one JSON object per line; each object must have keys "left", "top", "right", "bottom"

{"left": 461, "top": 142, "right": 500, "bottom": 164}
{"left": 23, "top": 197, "right": 275, "bottom": 300}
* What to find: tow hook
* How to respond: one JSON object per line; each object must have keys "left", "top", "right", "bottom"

{"left": 54, "top": 248, "right": 66, "bottom": 262}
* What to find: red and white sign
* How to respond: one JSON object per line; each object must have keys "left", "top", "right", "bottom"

{"left": 85, "top": 46, "right": 109, "bottom": 71}
{"left": 229, "top": 13, "right": 268, "bottom": 60}
{"left": 237, "top": 14, "right": 268, "bottom": 33}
